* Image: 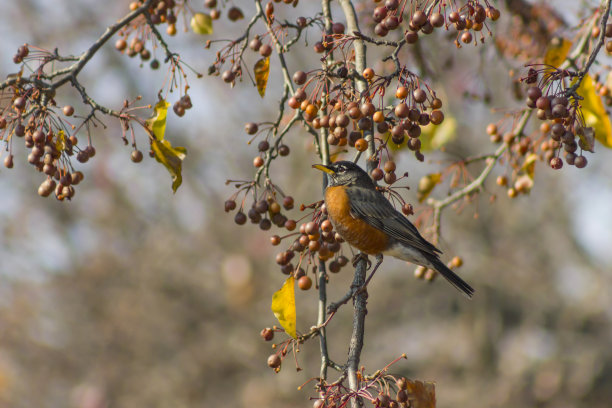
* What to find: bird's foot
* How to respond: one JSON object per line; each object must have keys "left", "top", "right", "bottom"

{"left": 351, "top": 253, "right": 371, "bottom": 269}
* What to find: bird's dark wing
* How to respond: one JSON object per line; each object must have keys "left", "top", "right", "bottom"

{"left": 346, "top": 186, "right": 441, "bottom": 256}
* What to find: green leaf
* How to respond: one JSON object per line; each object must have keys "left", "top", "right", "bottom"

{"left": 191, "top": 12, "right": 213, "bottom": 35}
{"left": 271, "top": 276, "right": 296, "bottom": 338}
{"left": 254, "top": 57, "right": 270, "bottom": 98}
{"left": 151, "top": 138, "right": 187, "bottom": 193}
{"left": 146, "top": 99, "right": 170, "bottom": 141}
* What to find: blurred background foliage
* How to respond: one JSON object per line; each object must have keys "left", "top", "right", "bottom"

{"left": 1, "top": 1, "right": 612, "bottom": 407}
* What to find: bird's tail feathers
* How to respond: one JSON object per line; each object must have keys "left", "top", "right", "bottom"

{"left": 429, "top": 257, "right": 474, "bottom": 298}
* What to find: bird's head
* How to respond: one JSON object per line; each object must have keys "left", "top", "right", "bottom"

{"left": 312, "top": 161, "right": 373, "bottom": 187}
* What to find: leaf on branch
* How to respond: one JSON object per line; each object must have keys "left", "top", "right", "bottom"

{"left": 55, "top": 130, "right": 67, "bottom": 153}
{"left": 191, "top": 12, "right": 213, "bottom": 35}
{"left": 576, "top": 125, "right": 596, "bottom": 153}
{"left": 405, "top": 380, "right": 436, "bottom": 408}
{"left": 271, "top": 276, "right": 297, "bottom": 339}
{"left": 417, "top": 173, "right": 441, "bottom": 203}
{"left": 419, "top": 116, "right": 457, "bottom": 152}
{"left": 254, "top": 57, "right": 270, "bottom": 98}
{"left": 147, "top": 99, "right": 171, "bottom": 141}
{"left": 151, "top": 139, "right": 187, "bottom": 193}
{"left": 578, "top": 74, "right": 612, "bottom": 149}
{"left": 523, "top": 153, "right": 538, "bottom": 180}
{"left": 147, "top": 98, "right": 187, "bottom": 193}
{"left": 544, "top": 37, "right": 572, "bottom": 67}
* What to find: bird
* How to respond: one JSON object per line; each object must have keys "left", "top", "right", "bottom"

{"left": 312, "top": 160, "right": 474, "bottom": 298}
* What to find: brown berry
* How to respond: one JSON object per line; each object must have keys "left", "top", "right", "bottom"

{"left": 355, "top": 138, "right": 368, "bottom": 152}
{"left": 260, "top": 328, "right": 274, "bottom": 341}
{"left": 245, "top": 122, "right": 258, "bottom": 135}
{"left": 267, "top": 354, "right": 281, "bottom": 368}
{"left": 298, "top": 275, "right": 312, "bottom": 290}
{"left": 131, "top": 149, "right": 144, "bottom": 163}
{"left": 362, "top": 68, "right": 375, "bottom": 80}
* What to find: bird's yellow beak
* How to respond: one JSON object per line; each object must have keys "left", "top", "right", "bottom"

{"left": 312, "top": 164, "right": 335, "bottom": 175}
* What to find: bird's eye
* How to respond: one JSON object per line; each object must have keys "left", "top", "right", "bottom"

{"left": 337, "top": 165, "right": 346, "bottom": 173}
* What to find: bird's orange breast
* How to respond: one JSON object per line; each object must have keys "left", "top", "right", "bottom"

{"left": 325, "top": 186, "right": 389, "bottom": 255}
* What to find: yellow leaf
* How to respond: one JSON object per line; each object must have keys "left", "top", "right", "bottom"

{"left": 271, "top": 276, "right": 296, "bottom": 338}
{"left": 254, "top": 58, "right": 270, "bottom": 98}
{"left": 151, "top": 138, "right": 187, "bottom": 193}
{"left": 419, "top": 116, "right": 457, "bottom": 152}
{"left": 417, "top": 173, "right": 441, "bottom": 203}
{"left": 55, "top": 130, "right": 66, "bottom": 153}
{"left": 191, "top": 12, "right": 213, "bottom": 35}
{"left": 146, "top": 99, "right": 170, "bottom": 141}
{"left": 577, "top": 74, "right": 612, "bottom": 148}
{"left": 544, "top": 37, "right": 572, "bottom": 68}
{"left": 405, "top": 380, "right": 436, "bottom": 408}
{"left": 522, "top": 153, "right": 538, "bottom": 179}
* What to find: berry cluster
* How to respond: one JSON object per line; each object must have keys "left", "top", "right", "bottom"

{"left": 225, "top": 180, "right": 353, "bottom": 289}
{"left": 0, "top": 45, "right": 96, "bottom": 200}
{"left": 370, "top": 1, "right": 500, "bottom": 47}
{"left": 287, "top": 67, "right": 445, "bottom": 162}
{"left": 523, "top": 69, "right": 591, "bottom": 170}
{"left": 209, "top": 1, "right": 311, "bottom": 88}
{"left": 116, "top": 0, "right": 180, "bottom": 66}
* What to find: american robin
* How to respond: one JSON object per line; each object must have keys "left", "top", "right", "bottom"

{"left": 313, "top": 160, "right": 474, "bottom": 297}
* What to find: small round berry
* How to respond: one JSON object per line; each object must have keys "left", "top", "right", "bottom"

{"left": 574, "top": 155, "right": 588, "bottom": 168}
{"left": 550, "top": 157, "right": 563, "bottom": 169}
{"left": 222, "top": 70, "right": 235, "bottom": 83}
{"left": 267, "top": 354, "right": 281, "bottom": 368}
{"left": 384, "top": 172, "right": 397, "bottom": 184}
{"left": 259, "top": 44, "right": 273, "bottom": 57}
{"left": 131, "top": 149, "right": 144, "bottom": 163}
{"left": 405, "top": 30, "right": 419, "bottom": 44}
{"left": 355, "top": 138, "right": 368, "bottom": 152}
{"left": 62, "top": 105, "right": 75, "bottom": 116}
{"left": 383, "top": 160, "right": 396, "bottom": 173}
{"left": 253, "top": 156, "right": 264, "bottom": 167}
{"left": 362, "top": 67, "right": 375, "bottom": 80}
{"left": 245, "top": 122, "right": 258, "bottom": 135}
{"left": 411, "top": 10, "right": 427, "bottom": 27}
{"left": 4, "top": 155, "right": 14, "bottom": 169}
{"left": 258, "top": 140, "right": 270, "bottom": 152}
{"left": 260, "top": 328, "right": 274, "bottom": 341}
{"left": 293, "top": 70, "right": 307, "bottom": 85}
{"left": 298, "top": 275, "right": 312, "bottom": 290}
{"left": 321, "top": 219, "right": 333, "bottom": 232}
{"left": 278, "top": 144, "right": 290, "bottom": 156}
{"left": 395, "top": 86, "right": 409, "bottom": 99}
{"left": 332, "top": 22, "right": 345, "bottom": 34}
{"left": 270, "top": 235, "right": 281, "bottom": 246}
{"left": 451, "top": 256, "right": 463, "bottom": 268}
{"left": 259, "top": 219, "right": 272, "bottom": 231}
{"left": 282, "top": 196, "right": 294, "bottom": 209}
{"left": 284, "top": 219, "right": 297, "bottom": 231}
{"left": 115, "top": 38, "right": 127, "bottom": 51}
{"left": 430, "top": 13, "right": 445, "bottom": 27}
{"left": 234, "top": 212, "right": 247, "bottom": 225}
{"left": 461, "top": 31, "right": 473, "bottom": 44}
{"left": 371, "top": 167, "right": 384, "bottom": 181}
{"left": 413, "top": 88, "right": 427, "bottom": 103}
{"left": 430, "top": 110, "right": 444, "bottom": 125}
{"left": 224, "top": 199, "right": 237, "bottom": 212}
{"left": 249, "top": 37, "right": 262, "bottom": 51}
